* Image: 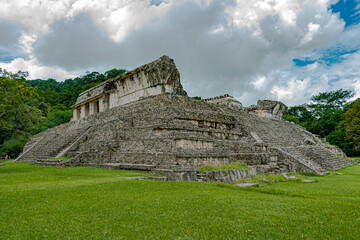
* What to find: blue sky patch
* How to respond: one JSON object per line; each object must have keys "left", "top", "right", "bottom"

{"left": 293, "top": 47, "right": 359, "bottom": 67}
{"left": 293, "top": 58, "right": 316, "bottom": 67}
{"left": 150, "top": 0, "right": 165, "bottom": 6}
{"left": 0, "top": 49, "right": 17, "bottom": 63}
{"left": 319, "top": 46, "right": 358, "bottom": 65}
{"left": 293, "top": 1, "right": 360, "bottom": 68}
{"left": 330, "top": 0, "right": 360, "bottom": 27}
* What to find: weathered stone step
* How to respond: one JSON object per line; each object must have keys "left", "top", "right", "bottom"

{"left": 102, "top": 163, "right": 156, "bottom": 171}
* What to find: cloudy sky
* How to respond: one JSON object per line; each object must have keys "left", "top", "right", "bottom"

{"left": 0, "top": 0, "right": 359, "bottom": 106}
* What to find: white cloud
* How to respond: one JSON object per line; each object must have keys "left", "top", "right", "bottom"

{"left": 67, "top": 0, "right": 174, "bottom": 42}
{"left": 225, "top": 0, "right": 333, "bottom": 29}
{"left": 270, "top": 48, "right": 360, "bottom": 106}
{"left": 0, "top": 57, "right": 78, "bottom": 80}
{"left": 301, "top": 22, "right": 320, "bottom": 45}
{"left": 212, "top": 24, "right": 224, "bottom": 33}
{"left": 0, "top": 0, "right": 354, "bottom": 107}
{"left": 0, "top": 0, "right": 177, "bottom": 78}
{"left": 271, "top": 74, "right": 330, "bottom": 105}
{"left": 19, "top": 32, "right": 37, "bottom": 56}
{"left": 0, "top": 0, "right": 178, "bottom": 43}
{"left": 351, "top": 79, "right": 360, "bottom": 100}
{"left": 272, "top": 77, "right": 311, "bottom": 103}
{"left": 251, "top": 76, "right": 267, "bottom": 90}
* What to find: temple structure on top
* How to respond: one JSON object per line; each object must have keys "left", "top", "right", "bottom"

{"left": 71, "top": 56, "right": 184, "bottom": 120}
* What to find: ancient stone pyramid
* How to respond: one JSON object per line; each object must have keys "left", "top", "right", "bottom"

{"left": 16, "top": 56, "right": 354, "bottom": 181}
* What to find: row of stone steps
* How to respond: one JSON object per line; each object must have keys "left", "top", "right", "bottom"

{"left": 19, "top": 127, "right": 92, "bottom": 163}
{"left": 100, "top": 163, "right": 198, "bottom": 177}
{"left": 33, "top": 159, "right": 64, "bottom": 167}
{"left": 284, "top": 146, "right": 353, "bottom": 171}
{"left": 238, "top": 113, "right": 306, "bottom": 147}
{"left": 102, "top": 163, "right": 156, "bottom": 171}
{"left": 274, "top": 147, "right": 327, "bottom": 175}
{"left": 312, "top": 147, "right": 353, "bottom": 170}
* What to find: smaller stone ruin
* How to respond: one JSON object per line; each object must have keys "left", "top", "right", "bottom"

{"left": 245, "top": 100, "right": 288, "bottom": 120}
{"left": 204, "top": 94, "right": 243, "bottom": 111}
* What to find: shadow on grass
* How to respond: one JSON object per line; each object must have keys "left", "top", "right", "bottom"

{"left": 212, "top": 181, "right": 315, "bottom": 199}
{"left": 0, "top": 168, "right": 34, "bottom": 174}
{"left": 245, "top": 187, "right": 316, "bottom": 199}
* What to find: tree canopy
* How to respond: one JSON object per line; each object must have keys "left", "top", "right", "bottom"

{"left": 345, "top": 99, "right": 360, "bottom": 151}
{"left": 284, "top": 89, "right": 360, "bottom": 156}
{"left": 0, "top": 77, "right": 41, "bottom": 134}
{"left": 0, "top": 68, "right": 126, "bottom": 158}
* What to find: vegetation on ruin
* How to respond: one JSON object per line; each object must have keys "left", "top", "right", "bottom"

{"left": 1, "top": 161, "right": 359, "bottom": 239}
{"left": 198, "top": 162, "right": 249, "bottom": 172}
{"left": 235, "top": 173, "right": 308, "bottom": 185}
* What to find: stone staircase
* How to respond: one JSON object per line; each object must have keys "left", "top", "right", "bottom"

{"left": 33, "top": 159, "right": 65, "bottom": 167}
{"left": 273, "top": 147, "right": 327, "bottom": 175}
{"left": 17, "top": 131, "right": 57, "bottom": 162}
{"left": 236, "top": 111, "right": 354, "bottom": 172}
{"left": 307, "top": 146, "right": 354, "bottom": 170}
{"left": 282, "top": 146, "right": 354, "bottom": 171}
{"left": 242, "top": 116, "right": 303, "bottom": 147}
{"left": 102, "top": 163, "right": 156, "bottom": 171}
{"left": 17, "top": 126, "right": 92, "bottom": 165}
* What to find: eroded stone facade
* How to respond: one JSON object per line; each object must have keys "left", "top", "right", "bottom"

{"left": 71, "top": 56, "right": 183, "bottom": 120}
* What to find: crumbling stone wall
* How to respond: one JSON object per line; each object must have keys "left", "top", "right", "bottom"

{"left": 255, "top": 100, "right": 288, "bottom": 120}
{"left": 71, "top": 56, "right": 183, "bottom": 120}
{"left": 204, "top": 94, "right": 243, "bottom": 111}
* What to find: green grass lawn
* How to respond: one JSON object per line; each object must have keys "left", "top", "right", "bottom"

{"left": 1, "top": 161, "right": 360, "bottom": 239}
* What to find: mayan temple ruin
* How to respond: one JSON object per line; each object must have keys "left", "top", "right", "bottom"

{"left": 16, "top": 56, "right": 354, "bottom": 182}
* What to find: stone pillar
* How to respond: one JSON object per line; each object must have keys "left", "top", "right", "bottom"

{"left": 84, "top": 103, "right": 90, "bottom": 117}
{"left": 93, "top": 101, "right": 99, "bottom": 114}
{"left": 109, "top": 92, "right": 116, "bottom": 109}
{"left": 73, "top": 109, "right": 77, "bottom": 120}
{"left": 80, "top": 105, "right": 86, "bottom": 119}
{"left": 99, "top": 98, "right": 106, "bottom": 112}
{"left": 89, "top": 102, "right": 95, "bottom": 115}
{"left": 76, "top": 108, "right": 81, "bottom": 120}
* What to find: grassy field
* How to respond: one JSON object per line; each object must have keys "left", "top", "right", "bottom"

{"left": 1, "top": 161, "right": 359, "bottom": 239}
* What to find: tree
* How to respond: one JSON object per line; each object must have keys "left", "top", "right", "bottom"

{"left": 326, "top": 120, "right": 359, "bottom": 156}
{"left": 284, "top": 105, "right": 314, "bottom": 128}
{"left": 104, "top": 68, "right": 126, "bottom": 79}
{"left": 0, "top": 77, "right": 41, "bottom": 134}
{"left": 35, "top": 108, "right": 73, "bottom": 133}
{"left": 0, "top": 76, "right": 42, "bottom": 157}
{"left": 305, "top": 89, "right": 353, "bottom": 137}
{"left": 0, "top": 66, "right": 128, "bottom": 157}
{"left": 0, "top": 135, "right": 28, "bottom": 158}
{"left": 345, "top": 98, "right": 360, "bottom": 151}
{"left": 308, "top": 89, "right": 354, "bottom": 118}
{"left": 285, "top": 89, "right": 360, "bottom": 156}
